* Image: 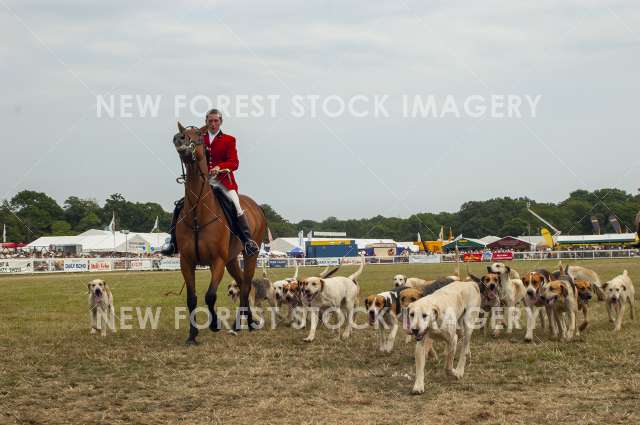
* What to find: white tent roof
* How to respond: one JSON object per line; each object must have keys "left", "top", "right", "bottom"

{"left": 28, "top": 229, "right": 169, "bottom": 253}
{"left": 479, "top": 235, "right": 501, "bottom": 244}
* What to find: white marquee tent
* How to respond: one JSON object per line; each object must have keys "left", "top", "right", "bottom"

{"left": 27, "top": 229, "right": 169, "bottom": 253}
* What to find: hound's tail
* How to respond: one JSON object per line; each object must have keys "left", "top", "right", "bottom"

{"left": 348, "top": 255, "right": 365, "bottom": 282}
{"left": 293, "top": 261, "right": 299, "bottom": 280}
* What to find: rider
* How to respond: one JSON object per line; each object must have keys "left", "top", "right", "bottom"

{"left": 161, "top": 108, "right": 260, "bottom": 256}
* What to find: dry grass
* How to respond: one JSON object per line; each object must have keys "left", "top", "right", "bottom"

{"left": 1, "top": 260, "right": 639, "bottom": 424}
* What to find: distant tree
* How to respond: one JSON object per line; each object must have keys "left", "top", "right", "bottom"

{"left": 9, "top": 190, "right": 64, "bottom": 238}
{"left": 77, "top": 212, "right": 102, "bottom": 231}
{"left": 50, "top": 220, "right": 73, "bottom": 235}
{"left": 64, "top": 196, "right": 101, "bottom": 231}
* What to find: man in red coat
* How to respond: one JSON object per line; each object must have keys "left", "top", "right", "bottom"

{"left": 161, "top": 109, "right": 259, "bottom": 256}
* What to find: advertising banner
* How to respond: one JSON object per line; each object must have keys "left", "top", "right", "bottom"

{"left": 408, "top": 255, "right": 442, "bottom": 264}
{"left": 463, "top": 253, "right": 483, "bottom": 262}
{"left": 0, "top": 260, "right": 32, "bottom": 273}
{"left": 89, "top": 260, "right": 112, "bottom": 272}
{"left": 159, "top": 258, "right": 181, "bottom": 270}
{"left": 268, "top": 259, "right": 288, "bottom": 268}
{"left": 316, "top": 258, "right": 340, "bottom": 266}
{"left": 63, "top": 259, "right": 89, "bottom": 272}
{"left": 33, "top": 260, "right": 50, "bottom": 272}
{"left": 130, "top": 259, "right": 152, "bottom": 271}
{"left": 491, "top": 252, "right": 514, "bottom": 261}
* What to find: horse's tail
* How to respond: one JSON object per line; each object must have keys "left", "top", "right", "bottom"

{"left": 165, "top": 281, "right": 186, "bottom": 297}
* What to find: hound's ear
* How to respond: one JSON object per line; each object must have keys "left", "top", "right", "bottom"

{"left": 561, "top": 284, "right": 568, "bottom": 297}
{"left": 364, "top": 298, "right": 370, "bottom": 308}
{"left": 87, "top": 282, "right": 91, "bottom": 290}
{"left": 622, "top": 285, "right": 627, "bottom": 291}
{"left": 602, "top": 282, "right": 608, "bottom": 290}
{"left": 319, "top": 279, "right": 325, "bottom": 291}
{"left": 487, "top": 266, "right": 492, "bottom": 273}
{"left": 468, "top": 273, "right": 482, "bottom": 284}
{"left": 432, "top": 307, "right": 440, "bottom": 321}
{"left": 177, "top": 121, "right": 186, "bottom": 133}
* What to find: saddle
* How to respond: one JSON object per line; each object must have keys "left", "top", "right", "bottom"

{"left": 212, "top": 186, "right": 241, "bottom": 238}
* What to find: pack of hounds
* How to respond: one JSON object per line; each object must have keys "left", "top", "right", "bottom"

{"left": 87, "top": 258, "right": 635, "bottom": 394}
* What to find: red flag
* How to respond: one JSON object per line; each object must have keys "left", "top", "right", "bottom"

{"left": 267, "top": 228, "right": 273, "bottom": 243}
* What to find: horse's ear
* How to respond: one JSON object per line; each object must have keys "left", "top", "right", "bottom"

{"left": 177, "top": 121, "right": 186, "bottom": 133}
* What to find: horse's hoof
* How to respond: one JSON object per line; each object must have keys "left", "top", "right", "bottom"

{"left": 228, "top": 330, "right": 238, "bottom": 336}
{"left": 185, "top": 338, "right": 199, "bottom": 346}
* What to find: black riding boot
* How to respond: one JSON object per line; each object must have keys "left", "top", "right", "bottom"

{"left": 160, "top": 198, "right": 184, "bottom": 256}
{"left": 236, "top": 214, "right": 260, "bottom": 256}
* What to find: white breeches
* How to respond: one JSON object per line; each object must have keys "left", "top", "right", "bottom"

{"left": 211, "top": 181, "right": 244, "bottom": 216}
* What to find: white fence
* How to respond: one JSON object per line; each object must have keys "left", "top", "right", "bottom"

{"left": 0, "top": 249, "right": 637, "bottom": 275}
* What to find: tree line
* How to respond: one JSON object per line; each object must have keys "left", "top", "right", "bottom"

{"left": 1, "top": 188, "right": 638, "bottom": 243}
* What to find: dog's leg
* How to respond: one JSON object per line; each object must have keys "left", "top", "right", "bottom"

{"left": 99, "top": 307, "right": 107, "bottom": 337}
{"left": 629, "top": 296, "right": 635, "bottom": 320}
{"left": 411, "top": 339, "right": 427, "bottom": 395}
{"left": 303, "top": 308, "right": 319, "bottom": 342}
{"left": 614, "top": 302, "right": 625, "bottom": 331}
{"left": 341, "top": 303, "right": 354, "bottom": 340}
{"left": 90, "top": 308, "right": 97, "bottom": 334}
{"left": 579, "top": 304, "right": 589, "bottom": 332}
{"left": 524, "top": 305, "right": 535, "bottom": 343}
{"left": 377, "top": 324, "right": 385, "bottom": 352}
{"left": 539, "top": 307, "right": 546, "bottom": 331}
{"left": 386, "top": 317, "right": 398, "bottom": 353}
{"left": 606, "top": 301, "right": 615, "bottom": 323}
{"left": 567, "top": 309, "right": 577, "bottom": 340}
{"left": 453, "top": 322, "right": 473, "bottom": 379}
{"left": 546, "top": 306, "right": 558, "bottom": 339}
{"left": 445, "top": 331, "right": 458, "bottom": 379}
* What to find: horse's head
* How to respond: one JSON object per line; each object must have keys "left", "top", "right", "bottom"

{"left": 173, "top": 121, "right": 206, "bottom": 166}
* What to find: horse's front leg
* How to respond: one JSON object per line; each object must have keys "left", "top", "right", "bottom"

{"left": 181, "top": 263, "right": 198, "bottom": 345}
{"left": 237, "top": 253, "right": 259, "bottom": 331}
{"left": 205, "top": 258, "right": 227, "bottom": 333}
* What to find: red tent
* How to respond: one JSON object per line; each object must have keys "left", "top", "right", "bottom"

{"left": 486, "top": 236, "right": 532, "bottom": 251}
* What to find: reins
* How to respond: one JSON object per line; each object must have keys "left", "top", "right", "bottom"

{"left": 176, "top": 126, "right": 221, "bottom": 265}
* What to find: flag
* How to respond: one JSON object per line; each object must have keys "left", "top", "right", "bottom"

{"left": 108, "top": 212, "right": 115, "bottom": 234}
{"left": 590, "top": 216, "right": 600, "bottom": 235}
{"left": 150, "top": 216, "right": 159, "bottom": 233}
{"left": 2, "top": 224, "right": 5, "bottom": 243}
{"left": 438, "top": 226, "right": 444, "bottom": 241}
{"left": 541, "top": 228, "right": 554, "bottom": 248}
{"left": 609, "top": 215, "right": 622, "bottom": 234}
{"left": 267, "top": 228, "right": 273, "bottom": 243}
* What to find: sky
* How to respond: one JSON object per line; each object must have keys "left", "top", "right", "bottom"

{"left": 2, "top": 0, "right": 640, "bottom": 222}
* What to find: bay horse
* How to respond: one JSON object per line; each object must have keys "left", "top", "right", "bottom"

{"left": 173, "top": 122, "right": 267, "bottom": 345}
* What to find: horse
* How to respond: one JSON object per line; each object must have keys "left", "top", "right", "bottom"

{"left": 172, "top": 122, "right": 267, "bottom": 345}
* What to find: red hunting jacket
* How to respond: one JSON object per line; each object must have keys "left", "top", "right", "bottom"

{"left": 204, "top": 130, "right": 239, "bottom": 191}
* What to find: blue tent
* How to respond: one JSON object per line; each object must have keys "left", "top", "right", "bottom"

{"left": 288, "top": 246, "right": 304, "bottom": 257}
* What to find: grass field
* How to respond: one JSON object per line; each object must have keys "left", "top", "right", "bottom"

{"left": 1, "top": 259, "right": 639, "bottom": 424}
